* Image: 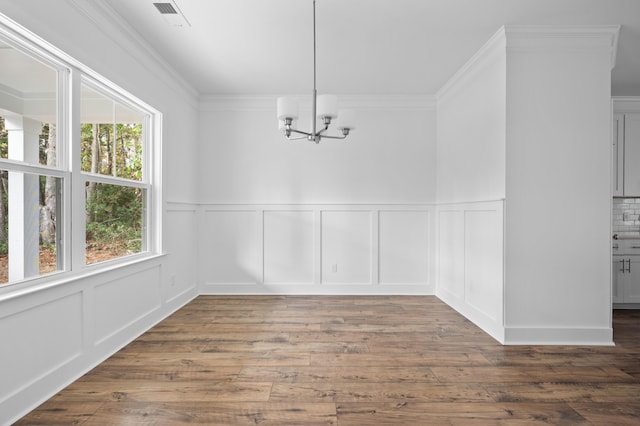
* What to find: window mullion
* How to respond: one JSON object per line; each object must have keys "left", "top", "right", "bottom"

{"left": 0, "top": 160, "right": 67, "bottom": 177}
{"left": 69, "top": 68, "right": 85, "bottom": 271}
{"left": 81, "top": 172, "right": 149, "bottom": 189}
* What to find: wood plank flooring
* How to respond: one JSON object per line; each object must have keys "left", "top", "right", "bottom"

{"left": 16, "top": 296, "right": 640, "bottom": 425}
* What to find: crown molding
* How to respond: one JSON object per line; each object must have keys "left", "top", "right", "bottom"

{"left": 612, "top": 96, "right": 640, "bottom": 113}
{"left": 503, "top": 25, "right": 620, "bottom": 70}
{"left": 436, "top": 26, "right": 506, "bottom": 104}
{"left": 199, "top": 94, "right": 436, "bottom": 112}
{"left": 437, "top": 24, "right": 621, "bottom": 104}
{"left": 65, "top": 0, "right": 199, "bottom": 106}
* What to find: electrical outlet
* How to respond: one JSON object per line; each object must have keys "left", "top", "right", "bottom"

{"left": 331, "top": 264, "right": 338, "bottom": 273}
{"left": 170, "top": 274, "right": 176, "bottom": 286}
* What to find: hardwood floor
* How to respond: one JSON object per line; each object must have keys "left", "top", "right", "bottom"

{"left": 16, "top": 296, "right": 640, "bottom": 425}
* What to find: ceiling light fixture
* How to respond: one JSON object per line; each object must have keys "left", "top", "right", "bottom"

{"left": 277, "top": 0, "right": 355, "bottom": 144}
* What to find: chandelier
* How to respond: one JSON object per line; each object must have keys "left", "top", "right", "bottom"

{"left": 276, "top": 0, "right": 355, "bottom": 144}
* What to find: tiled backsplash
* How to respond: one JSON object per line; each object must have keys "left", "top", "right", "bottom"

{"left": 613, "top": 198, "right": 640, "bottom": 233}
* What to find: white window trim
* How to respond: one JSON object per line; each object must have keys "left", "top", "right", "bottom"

{"left": 0, "top": 13, "right": 163, "bottom": 295}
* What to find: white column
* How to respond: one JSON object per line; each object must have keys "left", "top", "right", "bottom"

{"left": 503, "top": 26, "right": 618, "bottom": 344}
{"left": 6, "top": 116, "right": 41, "bottom": 281}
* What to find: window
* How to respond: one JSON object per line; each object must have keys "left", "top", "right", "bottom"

{"left": 80, "top": 81, "right": 149, "bottom": 264}
{"left": 0, "top": 40, "right": 64, "bottom": 285}
{"left": 0, "top": 23, "right": 160, "bottom": 288}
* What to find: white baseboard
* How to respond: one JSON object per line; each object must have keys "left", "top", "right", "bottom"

{"left": 436, "top": 288, "right": 506, "bottom": 344}
{"left": 200, "top": 282, "right": 434, "bottom": 296}
{"left": 503, "top": 326, "right": 614, "bottom": 346}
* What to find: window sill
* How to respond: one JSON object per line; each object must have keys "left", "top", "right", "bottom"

{"left": 0, "top": 252, "right": 167, "bottom": 303}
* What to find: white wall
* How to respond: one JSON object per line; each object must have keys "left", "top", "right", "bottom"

{"left": 436, "top": 31, "right": 507, "bottom": 204}
{"left": 200, "top": 97, "right": 436, "bottom": 204}
{"left": 0, "top": 1, "right": 200, "bottom": 423}
{"left": 198, "top": 97, "right": 438, "bottom": 294}
{"left": 436, "top": 25, "right": 618, "bottom": 345}
{"left": 503, "top": 26, "right": 616, "bottom": 344}
{"left": 435, "top": 30, "right": 507, "bottom": 342}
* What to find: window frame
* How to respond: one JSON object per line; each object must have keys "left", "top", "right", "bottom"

{"left": 0, "top": 14, "right": 162, "bottom": 294}
{"left": 78, "top": 76, "right": 154, "bottom": 268}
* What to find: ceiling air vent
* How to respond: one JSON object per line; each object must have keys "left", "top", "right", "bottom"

{"left": 153, "top": 3, "right": 177, "bottom": 14}
{"left": 152, "top": 1, "right": 190, "bottom": 26}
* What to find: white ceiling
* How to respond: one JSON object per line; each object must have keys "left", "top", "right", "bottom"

{"left": 0, "top": 46, "right": 57, "bottom": 94}
{"left": 105, "top": 0, "right": 640, "bottom": 96}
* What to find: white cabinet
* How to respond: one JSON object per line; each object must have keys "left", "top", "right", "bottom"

{"left": 623, "top": 114, "right": 640, "bottom": 196}
{"left": 612, "top": 97, "right": 640, "bottom": 196}
{"left": 612, "top": 114, "right": 624, "bottom": 196}
{"left": 612, "top": 257, "right": 623, "bottom": 303}
{"left": 613, "top": 256, "right": 640, "bottom": 304}
{"left": 612, "top": 238, "right": 640, "bottom": 305}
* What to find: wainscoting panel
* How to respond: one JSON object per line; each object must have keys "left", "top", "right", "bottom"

{"left": 437, "top": 210, "right": 465, "bottom": 298}
{"left": 321, "top": 211, "right": 372, "bottom": 285}
{"left": 464, "top": 209, "right": 502, "bottom": 322}
{"left": 379, "top": 211, "right": 430, "bottom": 284}
{"left": 165, "top": 206, "right": 199, "bottom": 303}
{"left": 436, "top": 200, "right": 505, "bottom": 342}
{"left": 201, "top": 210, "right": 259, "bottom": 284}
{"left": 263, "top": 210, "right": 315, "bottom": 285}
{"left": 94, "top": 265, "right": 163, "bottom": 345}
{"left": 0, "top": 291, "right": 83, "bottom": 405}
{"left": 200, "top": 204, "right": 434, "bottom": 294}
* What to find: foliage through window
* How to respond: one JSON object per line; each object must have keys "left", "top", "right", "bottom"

{"left": 85, "top": 182, "right": 144, "bottom": 264}
{"left": 81, "top": 82, "right": 148, "bottom": 265}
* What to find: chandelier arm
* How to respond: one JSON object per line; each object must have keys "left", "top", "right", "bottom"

{"left": 285, "top": 135, "right": 309, "bottom": 141}
{"left": 318, "top": 134, "right": 348, "bottom": 140}
{"left": 288, "top": 128, "right": 313, "bottom": 137}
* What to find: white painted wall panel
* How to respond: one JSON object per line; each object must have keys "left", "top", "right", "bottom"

{"left": 165, "top": 208, "right": 198, "bottom": 301}
{"left": 436, "top": 32, "right": 506, "bottom": 204}
{"left": 436, "top": 201, "right": 505, "bottom": 343}
{"left": 94, "top": 266, "right": 162, "bottom": 345}
{"left": 321, "top": 211, "right": 371, "bottom": 284}
{"left": 264, "top": 211, "right": 314, "bottom": 284}
{"left": 200, "top": 205, "right": 433, "bottom": 294}
{"left": 465, "top": 210, "right": 502, "bottom": 322}
{"left": 437, "top": 210, "right": 465, "bottom": 298}
{"left": 0, "top": 292, "right": 82, "bottom": 404}
{"left": 379, "top": 211, "right": 429, "bottom": 284}
{"left": 202, "top": 210, "right": 258, "bottom": 284}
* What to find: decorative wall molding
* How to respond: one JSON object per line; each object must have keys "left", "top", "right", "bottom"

{"left": 65, "top": 0, "right": 199, "bottom": 106}
{"left": 436, "top": 27, "right": 506, "bottom": 104}
{"left": 93, "top": 265, "right": 162, "bottom": 345}
{"left": 436, "top": 200, "right": 505, "bottom": 343}
{"left": 166, "top": 200, "right": 199, "bottom": 213}
{"left": 437, "top": 25, "right": 621, "bottom": 104}
{"left": 503, "top": 25, "right": 620, "bottom": 69}
{"left": 0, "top": 292, "right": 83, "bottom": 404}
{"left": 199, "top": 203, "right": 435, "bottom": 295}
